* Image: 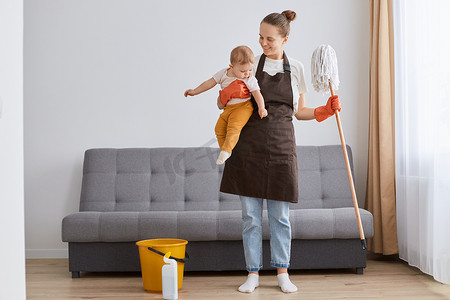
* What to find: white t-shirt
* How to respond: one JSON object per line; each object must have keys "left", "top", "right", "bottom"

{"left": 254, "top": 55, "right": 308, "bottom": 115}
{"left": 213, "top": 68, "right": 260, "bottom": 105}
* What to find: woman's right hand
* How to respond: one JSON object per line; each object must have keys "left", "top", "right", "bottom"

{"left": 219, "top": 81, "right": 250, "bottom": 105}
{"left": 217, "top": 96, "right": 225, "bottom": 110}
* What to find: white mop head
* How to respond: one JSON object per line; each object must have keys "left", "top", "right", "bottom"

{"left": 311, "top": 44, "right": 340, "bottom": 93}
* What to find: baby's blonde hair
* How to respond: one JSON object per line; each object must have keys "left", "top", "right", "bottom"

{"left": 230, "top": 46, "right": 254, "bottom": 65}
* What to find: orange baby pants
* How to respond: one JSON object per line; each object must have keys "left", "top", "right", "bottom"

{"left": 215, "top": 100, "right": 254, "bottom": 153}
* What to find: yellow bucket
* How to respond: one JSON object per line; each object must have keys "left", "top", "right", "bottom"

{"left": 136, "top": 239, "right": 188, "bottom": 292}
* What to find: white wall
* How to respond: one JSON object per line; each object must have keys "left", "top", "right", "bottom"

{"left": 24, "top": 0, "right": 369, "bottom": 258}
{"left": 0, "top": 0, "right": 26, "bottom": 298}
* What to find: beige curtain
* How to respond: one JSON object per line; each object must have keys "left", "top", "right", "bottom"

{"left": 366, "top": 0, "right": 398, "bottom": 255}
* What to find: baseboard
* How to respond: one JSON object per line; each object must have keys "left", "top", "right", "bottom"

{"left": 26, "top": 249, "right": 68, "bottom": 259}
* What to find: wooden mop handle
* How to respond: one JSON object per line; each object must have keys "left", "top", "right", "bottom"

{"left": 328, "top": 81, "right": 367, "bottom": 250}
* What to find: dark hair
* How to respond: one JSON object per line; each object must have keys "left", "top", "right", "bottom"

{"left": 261, "top": 10, "right": 297, "bottom": 37}
{"left": 230, "top": 45, "right": 254, "bottom": 65}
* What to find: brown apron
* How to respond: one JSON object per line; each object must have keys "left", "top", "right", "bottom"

{"left": 220, "top": 52, "right": 298, "bottom": 203}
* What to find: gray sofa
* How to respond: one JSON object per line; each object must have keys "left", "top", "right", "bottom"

{"left": 62, "top": 145, "right": 373, "bottom": 278}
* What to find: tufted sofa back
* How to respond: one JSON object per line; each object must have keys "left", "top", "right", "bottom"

{"left": 80, "top": 145, "right": 354, "bottom": 212}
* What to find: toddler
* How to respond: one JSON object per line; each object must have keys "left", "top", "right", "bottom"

{"left": 184, "top": 46, "right": 267, "bottom": 164}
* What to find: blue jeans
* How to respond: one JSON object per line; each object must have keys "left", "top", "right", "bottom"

{"left": 240, "top": 196, "right": 291, "bottom": 272}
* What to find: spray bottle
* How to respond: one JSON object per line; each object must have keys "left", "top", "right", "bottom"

{"left": 162, "top": 252, "right": 178, "bottom": 300}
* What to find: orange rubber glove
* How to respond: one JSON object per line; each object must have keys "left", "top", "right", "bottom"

{"left": 314, "top": 95, "right": 341, "bottom": 122}
{"left": 219, "top": 80, "right": 251, "bottom": 106}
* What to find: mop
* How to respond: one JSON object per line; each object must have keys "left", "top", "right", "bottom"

{"left": 311, "top": 44, "right": 367, "bottom": 250}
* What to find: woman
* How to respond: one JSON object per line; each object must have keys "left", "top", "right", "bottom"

{"left": 220, "top": 10, "right": 341, "bottom": 293}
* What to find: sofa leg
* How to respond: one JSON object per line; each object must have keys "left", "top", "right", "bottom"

{"left": 72, "top": 271, "right": 80, "bottom": 278}
{"left": 355, "top": 267, "right": 364, "bottom": 274}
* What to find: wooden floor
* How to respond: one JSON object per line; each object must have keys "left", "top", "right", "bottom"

{"left": 26, "top": 257, "right": 450, "bottom": 299}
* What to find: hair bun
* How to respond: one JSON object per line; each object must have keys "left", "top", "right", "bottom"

{"left": 282, "top": 10, "right": 296, "bottom": 22}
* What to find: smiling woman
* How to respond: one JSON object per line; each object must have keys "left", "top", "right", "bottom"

{"left": 259, "top": 11, "right": 295, "bottom": 60}
{"left": 220, "top": 9, "right": 341, "bottom": 294}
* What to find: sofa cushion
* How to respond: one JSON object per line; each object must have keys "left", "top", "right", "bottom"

{"left": 77, "top": 146, "right": 358, "bottom": 212}
{"left": 62, "top": 208, "right": 373, "bottom": 243}
{"left": 79, "top": 148, "right": 242, "bottom": 212}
